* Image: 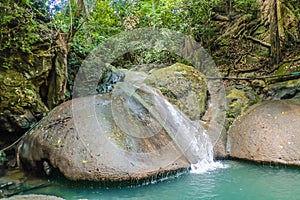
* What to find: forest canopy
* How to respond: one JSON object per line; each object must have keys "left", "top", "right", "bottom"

{"left": 1, "top": 0, "right": 299, "bottom": 66}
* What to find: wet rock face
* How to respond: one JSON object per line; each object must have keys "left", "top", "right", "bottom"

{"left": 226, "top": 86, "right": 260, "bottom": 120}
{"left": 228, "top": 100, "right": 300, "bottom": 165}
{"left": 17, "top": 81, "right": 211, "bottom": 182}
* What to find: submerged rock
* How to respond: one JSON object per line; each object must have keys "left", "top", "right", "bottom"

{"left": 17, "top": 82, "right": 212, "bottom": 182}
{"left": 227, "top": 100, "right": 300, "bottom": 166}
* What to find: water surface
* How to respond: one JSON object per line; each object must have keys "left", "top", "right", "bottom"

{"left": 26, "top": 161, "right": 300, "bottom": 200}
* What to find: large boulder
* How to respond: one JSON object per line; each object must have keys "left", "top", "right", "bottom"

{"left": 145, "top": 63, "right": 207, "bottom": 120}
{"left": 125, "top": 65, "right": 226, "bottom": 159}
{"left": 17, "top": 81, "right": 212, "bottom": 182}
{"left": 68, "top": 61, "right": 225, "bottom": 161}
{"left": 227, "top": 100, "right": 300, "bottom": 165}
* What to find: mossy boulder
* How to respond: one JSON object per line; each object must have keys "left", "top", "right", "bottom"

{"left": 145, "top": 63, "right": 207, "bottom": 120}
{"left": 0, "top": 2, "right": 68, "bottom": 146}
{"left": 226, "top": 86, "right": 260, "bottom": 119}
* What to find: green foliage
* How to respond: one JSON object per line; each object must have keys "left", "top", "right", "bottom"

{"left": 291, "top": 0, "right": 300, "bottom": 20}
{"left": 231, "top": 0, "right": 259, "bottom": 14}
{"left": 103, "top": 0, "right": 186, "bottom": 66}
{"left": 131, "top": 0, "right": 184, "bottom": 30}
{"left": 72, "top": 1, "right": 122, "bottom": 55}
{"left": 51, "top": 0, "right": 122, "bottom": 56}
{"left": 51, "top": 0, "right": 229, "bottom": 66}
{"left": 0, "top": 1, "right": 52, "bottom": 69}
{"left": 112, "top": 49, "right": 187, "bottom": 68}
{"left": 180, "top": 0, "right": 222, "bottom": 48}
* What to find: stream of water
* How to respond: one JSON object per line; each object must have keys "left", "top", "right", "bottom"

{"left": 19, "top": 160, "right": 300, "bottom": 200}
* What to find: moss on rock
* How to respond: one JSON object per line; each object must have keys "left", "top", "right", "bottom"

{"left": 0, "top": 70, "right": 48, "bottom": 134}
{"left": 226, "top": 86, "right": 260, "bottom": 121}
{"left": 145, "top": 63, "right": 208, "bottom": 120}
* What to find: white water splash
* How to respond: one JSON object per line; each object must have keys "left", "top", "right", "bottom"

{"left": 189, "top": 131, "right": 228, "bottom": 174}
{"left": 190, "top": 160, "right": 227, "bottom": 174}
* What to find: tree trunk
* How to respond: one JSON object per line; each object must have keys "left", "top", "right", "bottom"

{"left": 47, "top": 33, "right": 68, "bottom": 109}
{"left": 67, "top": 0, "right": 86, "bottom": 51}
{"left": 269, "top": 0, "right": 281, "bottom": 65}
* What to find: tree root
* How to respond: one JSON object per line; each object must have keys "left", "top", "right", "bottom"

{"left": 245, "top": 35, "right": 271, "bottom": 48}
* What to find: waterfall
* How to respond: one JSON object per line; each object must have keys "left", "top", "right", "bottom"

{"left": 157, "top": 93, "right": 225, "bottom": 174}
{"left": 115, "top": 82, "right": 224, "bottom": 174}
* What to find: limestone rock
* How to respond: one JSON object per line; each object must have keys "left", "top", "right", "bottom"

{"left": 0, "top": 3, "right": 67, "bottom": 146}
{"left": 17, "top": 82, "right": 211, "bottom": 182}
{"left": 0, "top": 71, "right": 49, "bottom": 133}
{"left": 227, "top": 100, "right": 300, "bottom": 165}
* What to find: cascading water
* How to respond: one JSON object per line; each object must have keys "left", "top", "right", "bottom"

{"left": 115, "top": 82, "right": 225, "bottom": 174}
{"left": 189, "top": 133, "right": 226, "bottom": 174}
{"left": 151, "top": 84, "right": 226, "bottom": 174}
{"left": 160, "top": 95, "right": 226, "bottom": 174}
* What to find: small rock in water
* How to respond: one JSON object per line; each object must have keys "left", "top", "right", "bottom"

{"left": 42, "top": 161, "right": 52, "bottom": 176}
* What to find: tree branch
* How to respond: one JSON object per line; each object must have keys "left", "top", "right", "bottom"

{"left": 212, "top": 12, "right": 230, "bottom": 21}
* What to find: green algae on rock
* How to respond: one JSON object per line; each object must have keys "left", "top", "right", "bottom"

{"left": 145, "top": 63, "right": 208, "bottom": 120}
